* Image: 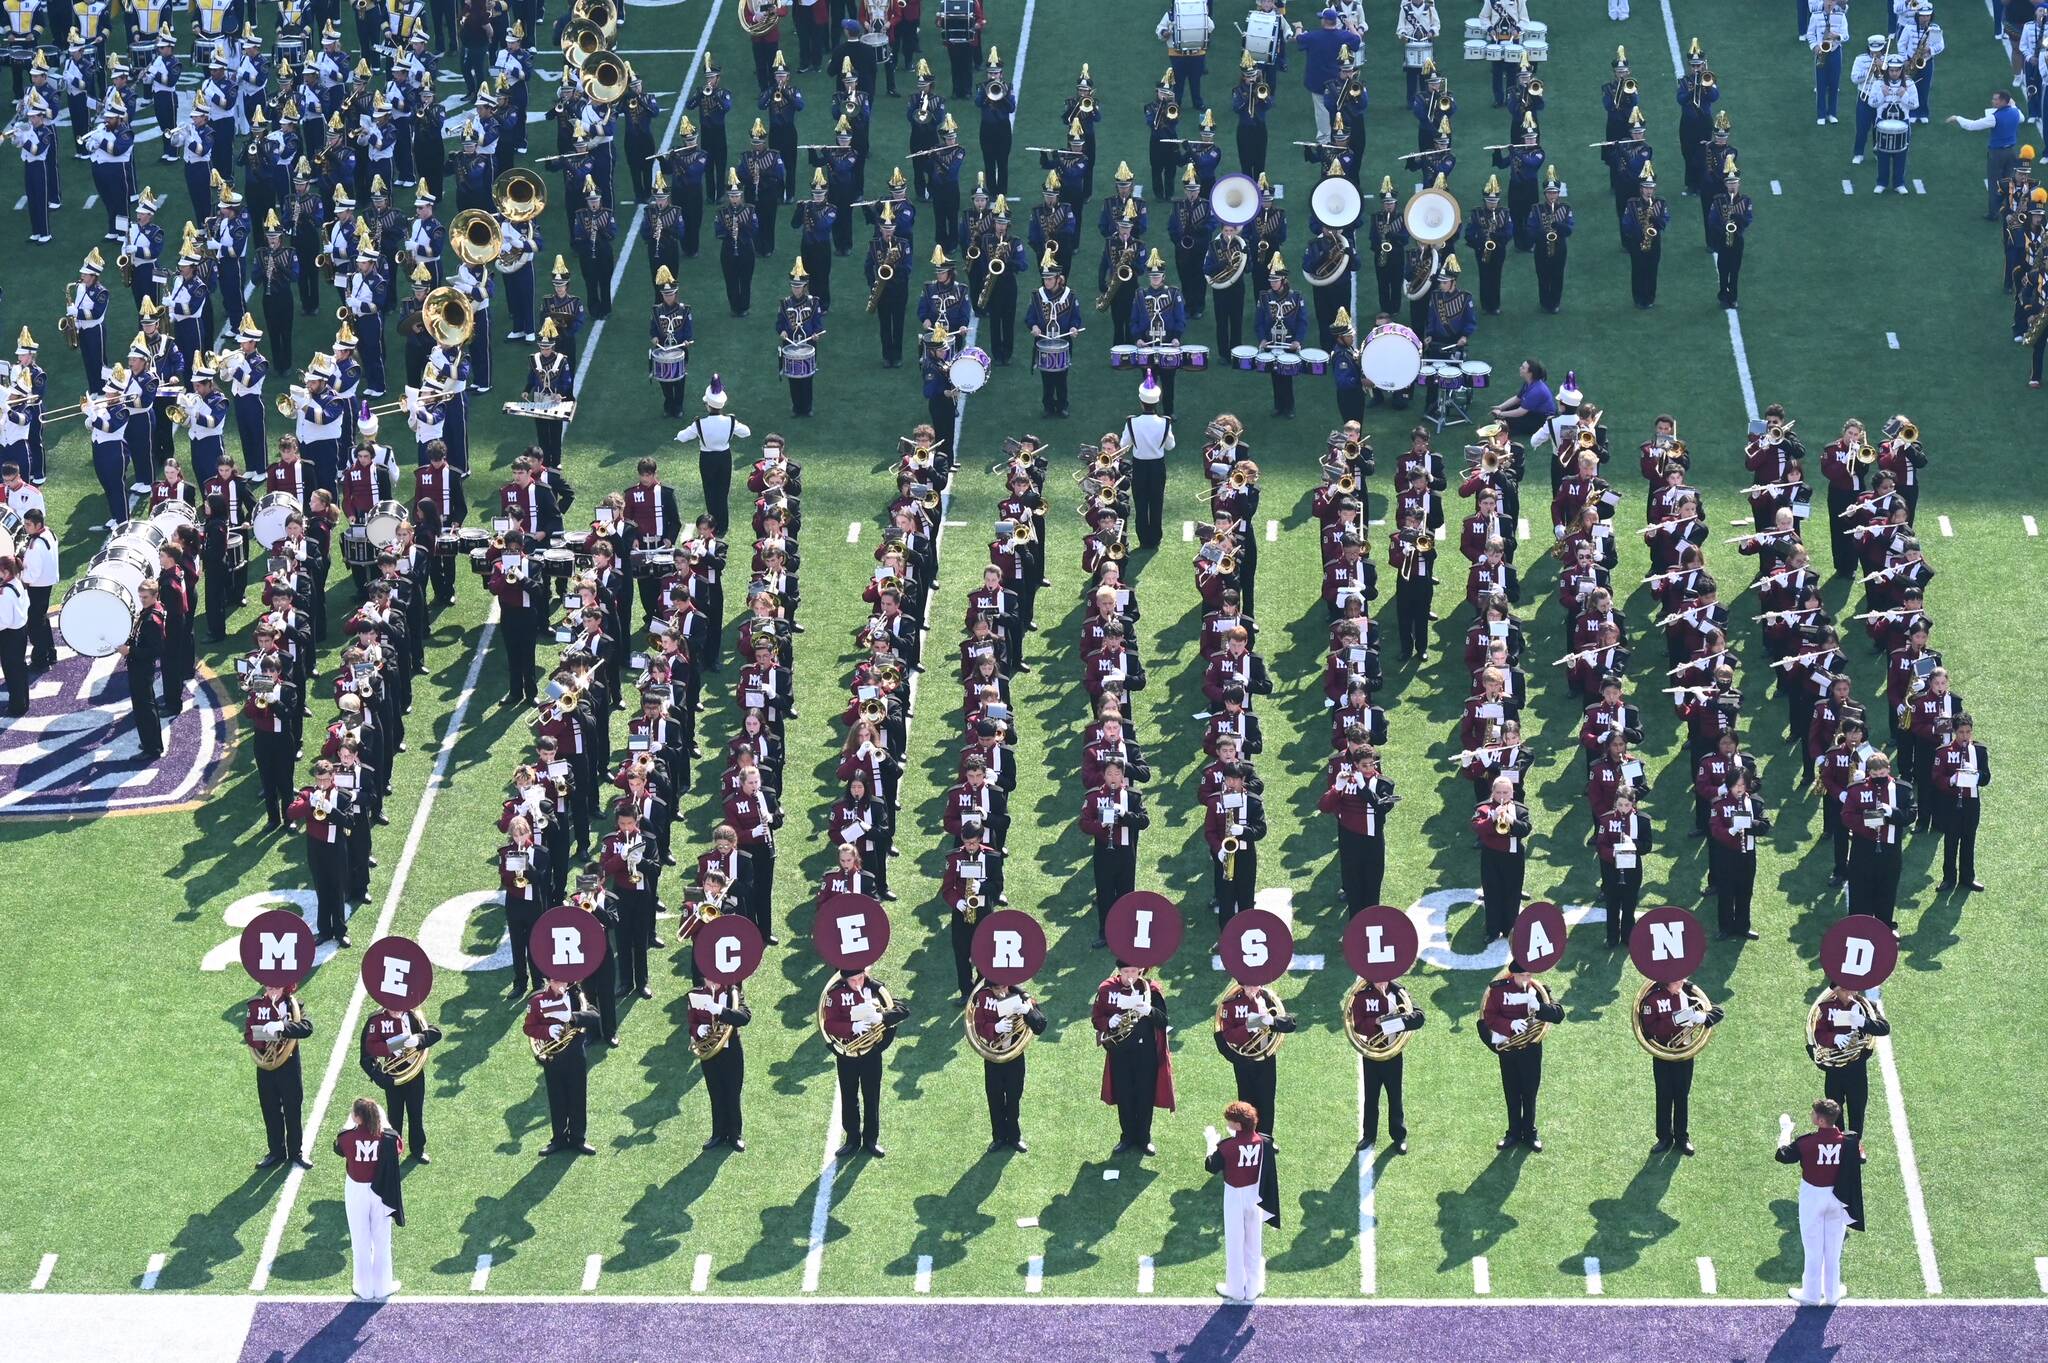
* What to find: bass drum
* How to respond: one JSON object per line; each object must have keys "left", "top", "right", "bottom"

{"left": 253, "top": 491, "right": 301, "bottom": 549}
{"left": 364, "top": 498, "right": 410, "bottom": 547}
{"left": 59, "top": 573, "right": 141, "bottom": 657}
{"left": 1359, "top": 322, "right": 1422, "bottom": 390}
{"left": 149, "top": 499, "right": 198, "bottom": 540}
{"left": 948, "top": 346, "right": 993, "bottom": 393}
{"left": 87, "top": 541, "right": 157, "bottom": 592}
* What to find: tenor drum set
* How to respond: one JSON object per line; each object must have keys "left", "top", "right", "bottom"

{"left": 1462, "top": 17, "right": 1547, "bottom": 62}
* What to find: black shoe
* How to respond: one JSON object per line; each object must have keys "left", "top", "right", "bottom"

{"left": 1527, "top": 1137, "right": 1543, "bottom": 1153}
{"left": 835, "top": 1141, "right": 860, "bottom": 1158}
{"left": 413, "top": 1151, "right": 430, "bottom": 1165}
{"left": 702, "top": 1136, "right": 725, "bottom": 1152}
{"left": 1971, "top": 880, "right": 1986, "bottom": 892}
{"left": 1011, "top": 1140, "right": 1028, "bottom": 1153}
{"left": 1357, "top": 1136, "right": 1374, "bottom": 1151}
{"left": 1743, "top": 930, "right": 1760, "bottom": 941}
{"left": 637, "top": 986, "right": 653, "bottom": 999}
{"left": 291, "top": 1156, "right": 314, "bottom": 1170}
{"left": 864, "top": 1142, "right": 886, "bottom": 1157}
{"left": 576, "top": 1142, "right": 597, "bottom": 1155}
{"left": 1680, "top": 1140, "right": 1695, "bottom": 1156}
{"left": 1394, "top": 1140, "right": 1409, "bottom": 1155}
{"left": 1111, "top": 1140, "right": 1132, "bottom": 1155}
{"left": 1937, "top": 879, "right": 1955, "bottom": 892}
{"left": 1141, "top": 1142, "right": 1156, "bottom": 1156}
{"left": 256, "top": 1152, "right": 286, "bottom": 1170}
{"left": 1652, "top": 1138, "right": 1672, "bottom": 1153}
{"left": 1092, "top": 932, "right": 1108, "bottom": 948}
{"left": 336, "top": 935, "right": 352, "bottom": 949}
{"left": 1496, "top": 1136, "right": 1514, "bottom": 1151}
{"left": 730, "top": 1138, "right": 746, "bottom": 1151}
{"left": 507, "top": 982, "right": 528, "bottom": 1000}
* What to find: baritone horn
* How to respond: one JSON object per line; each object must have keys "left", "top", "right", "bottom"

{"left": 1214, "top": 982, "right": 1288, "bottom": 1061}
{"left": 738, "top": 0, "right": 780, "bottom": 37}
{"left": 963, "top": 983, "right": 1036, "bottom": 1063}
{"left": 1341, "top": 978, "right": 1419, "bottom": 1060}
{"left": 450, "top": 208, "right": 501, "bottom": 268}
{"left": 572, "top": 0, "right": 619, "bottom": 42}
{"left": 1487, "top": 971, "right": 1553, "bottom": 1052}
{"left": 1632, "top": 978, "right": 1715, "bottom": 1061}
{"left": 582, "top": 50, "right": 630, "bottom": 104}
{"left": 422, "top": 286, "right": 476, "bottom": 347}
{"left": 495, "top": 167, "right": 547, "bottom": 222}
{"left": 819, "top": 977, "right": 899, "bottom": 1058}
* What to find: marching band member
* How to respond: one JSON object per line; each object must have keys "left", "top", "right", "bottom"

{"left": 1707, "top": 163, "right": 1754, "bottom": 309}
{"left": 526, "top": 969, "right": 601, "bottom": 1156}
{"left": 1621, "top": 163, "right": 1669, "bottom": 309}
{"left": 822, "top": 963, "right": 909, "bottom": 1157}
{"left": 1483, "top": 960, "right": 1563, "bottom": 1150}
{"left": 1866, "top": 53, "right": 1918, "bottom": 192}
{"left": 1472, "top": 774, "right": 1530, "bottom": 940}
{"left": 939, "top": 821, "right": 1004, "bottom": 998}
{"left": 335, "top": 1096, "right": 404, "bottom": 1300}
{"left": 1204, "top": 761, "right": 1267, "bottom": 926}
{"left": 1206, "top": 1099, "right": 1279, "bottom": 1304}
{"left": 1776, "top": 1099, "right": 1865, "bottom": 1306}
{"left": 1809, "top": 980, "right": 1889, "bottom": 1135}
{"left": 1841, "top": 751, "right": 1914, "bottom": 930}
{"left": 970, "top": 975, "right": 1046, "bottom": 1153}
{"left": 1930, "top": 713, "right": 1988, "bottom": 892}
{"left": 1809, "top": 0, "right": 1851, "bottom": 124}
{"left": 1639, "top": 976, "right": 1723, "bottom": 1155}
{"left": 1026, "top": 248, "right": 1081, "bottom": 417}
{"left": 1080, "top": 759, "right": 1148, "bottom": 946}
{"left": 689, "top": 973, "right": 752, "bottom": 1151}
{"left": 1215, "top": 975, "right": 1294, "bottom": 1135}
{"left": 1707, "top": 769, "right": 1770, "bottom": 940}
{"left": 1593, "top": 790, "right": 1652, "bottom": 947}
{"left": 245, "top": 979, "right": 316, "bottom": 1170}
{"left": 1096, "top": 961, "right": 1172, "bottom": 1156}
{"left": 1897, "top": 0, "right": 1944, "bottom": 120}
{"left": 358, "top": 1000, "right": 442, "bottom": 1164}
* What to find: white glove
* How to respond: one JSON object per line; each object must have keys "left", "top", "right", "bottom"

{"left": 1673, "top": 1006, "right": 1702, "bottom": 1026}
{"left": 1134, "top": 993, "right": 1152, "bottom": 1016}
{"left": 694, "top": 1024, "right": 709, "bottom": 1039}
{"left": 1107, "top": 1011, "right": 1126, "bottom": 1030}
{"left": 1509, "top": 1018, "right": 1530, "bottom": 1036}
{"left": 1378, "top": 1016, "right": 1407, "bottom": 1037}
{"left": 1252, "top": 1011, "right": 1274, "bottom": 1029}
{"left": 399, "top": 1033, "right": 421, "bottom": 1050}
{"left": 994, "top": 1018, "right": 1014, "bottom": 1035}
{"left": 1779, "top": 1112, "right": 1796, "bottom": 1145}
{"left": 256, "top": 1021, "right": 284, "bottom": 1041}
{"left": 547, "top": 1023, "right": 564, "bottom": 1040}
{"left": 853, "top": 1019, "right": 877, "bottom": 1035}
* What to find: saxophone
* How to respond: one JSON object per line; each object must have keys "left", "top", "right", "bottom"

{"left": 976, "top": 241, "right": 1006, "bottom": 310}
{"left": 1095, "top": 242, "right": 1136, "bottom": 311}
{"left": 867, "top": 241, "right": 901, "bottom": 314}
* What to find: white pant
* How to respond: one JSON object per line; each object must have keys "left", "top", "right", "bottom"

{"left": 1222, "top": 1181, "right": 1267, "bottom": 1300}
{"left": 1312, "top": 101, "right": 1333, "bottom": 145}
{"left": 1797, "top": 1180, "right": 1850, "bottom": 1304}
{"left": 1608, "top": 1, "right": 1631, "bottom": 17}
{"left": 345, "top": 1177, "right": 398, "bottom": 1300}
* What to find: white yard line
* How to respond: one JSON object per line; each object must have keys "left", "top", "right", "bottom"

{"left": 572, "top": 0, "right": 729, "bottom": 397}
{"left": 1842, "top": 179, "right": 1856, "bottom": 195}
{"left": 1182, "top": 520, "right": 1195, "bottom": 542}
{"left": 2024, "top": 514, "right": 2038, "bottom": 536}
{"left": 1137, "top": 1255, "right": 1155, "bottom": 1294}
{"left": 1265, "top": 518, "right": 1278, "bottom": 541}
{"left": 1912, "top": 179, "right": 1927, "bottom": 195}
{"left": 469, "top": 1254, "right": 493, "bottom": 1292}
{"left": 1357, "top": 1088, "right": 1379, "bottom": 1296}
{"left": 1584, "top": 1257, "right": 1605, "bottom": 1295}
{"left": 1025, "top": 1256, "right": 1044, "bottom": 1293}
{"left": 846, "top": 520, "right": 862, "bottom": 544}
{"left": 1769, "top": 180, "right": 1782, "bottom": 195}
{"left": 692, "top": 1253, "right": 713, "bottom": 1293}
{"left": 915, "top": 1255, "right": 933, "bottom": 1293}
{"left": 247, "top": 603, "right": 502, "bottom": 1292}
{"left": 1516, "top": 517, "right": 1530, "bottom": 542}
{"left": 230, "top": 1288, "right": 2048, "bottom": 1307}
{"left": 1472, "top": 1256, "right": 1491, "bottom": 1295}
{"left": 800, "top": 1111, "right": 843, "bottom": 1293}
{"left": 30, "top": 1253, "right": 56, "bottom": 1290}
{"left": 2035, "top": 1256, "right": 2048, "bottom": 1293}
{"left": 1886, "top": 332, "right": 1900, "bottom": 349}
{"left": 582, "top": 1254, "right": 602, "bottom": 1291}
{"left": 1873, "top": 1028, "right": 1944, "bottom": 1294}
{"left": 1937, "top": 515, "right": 1953, "bottom": 538}
{"left": 1698, "top": 1256, "right": 1718, "bottom": 1294}
{"left": 140, "top": 1253, "right": 165, "bottom": 1290}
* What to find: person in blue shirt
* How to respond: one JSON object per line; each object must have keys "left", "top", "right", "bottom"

{"left": 1501, "top": 114, "right": 1546, "bottom": 249}
{"left": 920, "top": 320, "right": 959, "bottom": 459}
{"left": 1412, "top": 64, "right": 1456, "bottom": 153}
{"left": 1255, "top": 255, "right": 1307, "bottom": 417}
{"left": 1524, "top": 169, "right": 1573, "bottom": 314}
{"left": 975, "top": 48, "right": 1016, "bottom": 196}
{"left": 1329, "top": 307, "right": 1365, "bottom": 425}
{"left": 1183, "top": 113, "right": 1225, "bottom": 196}
{"left": 1129, "top": 251, "right": 1187, "bottom": 413}
{"left": 794, "top": 169, "right": 840, "bottom": 305}
{"left": 1945, "top": 89, "right": 2025, "bottom": 218}
{"left": 1295, "top": 8, "right": 1356, "bottom": 145}
{"left": 1232, "top": 52, "right": 1276, "bottom": 179}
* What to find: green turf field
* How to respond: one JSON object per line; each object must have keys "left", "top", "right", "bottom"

{"left": 1, "top": 0, "right": 2045, "bottom": 1310}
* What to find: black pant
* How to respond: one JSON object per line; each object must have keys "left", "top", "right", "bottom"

{"left": 1237, "top": 123, "right": 1268, "bottom": 179}
{"left": 25, "top": 585, "right": 53, "bottom": 668}
{"left": 1652, "top": 1057, "right": 1694, "bottom": 1141}
{"left": 1942, "top": 797, "right": 1980, "bottom": 885}
{"left": 1108, "top": 1036, "right": 1157, "bottom": 1144}
{"left": 1213, "top": 283, "right": 1244, "bottom": 354}
{"left": 1269, "top": 370, "right": 1295, "bottom": 416}
{"left": 1093, "top": 842, "right": 1136, "bottom": 931}
{"left": 1230, "top": 1055, "right": 1277, "bottom": 1136}
{"left": 1338, "top": 827, "right": 1384, "bottom": 912}
{"left": 698, "top": 447, "right": 732, "bottom": 533}
{"left": 704, "top": 1042, "right": 745, "bottom": 1140}
{"left": 1711, "top": 842, "right": 1755, "bottom": 935}
{"left": 1715, "top": 237, "right": 1744, "bottom": 306}
{"left": 381, "top": 1074, "right": 427, "bottom": 1154}
{"left": 1498, "top": 1043, "right": 1541, "bottom": 1141}
{"left": 1534, "top": 246, "right": 1567, "bottom": 312}
{"left": 1602, "top": 862, "right": 1642, "bottom": 946}
{"left": 1824, "top": 1056, "right": 1871, "bottom": 1136}
{"left": 256, "top": 1056, "right": 305, "bottom": 1159}
{"left": 1132, "top": 458, "right": 1165, "bottom": 548}
{"left": 1629, "top": 242, "right": 1661, "bottom": 307}
{"left": 1212, "top": 849, "right": 1256, "bottom": 922}
{"left": 981, "top": 125, "right": 1012, "bottom": 197}
{"left": 1478, "top": 847, "right": 1523, "bottom": 937}
{"left": 721, "top": 251, "right": 755, "bottom": 315}
{"left": 543, "top": 1048, "right": 589, "bottom": 1144}
{"left": 506, "top": 901, "right": 540, "bottom": 992}
{"left": 1848, "top": 839, "right": 1902, "bottom": 926}
{"left": 1039, "top": 366, "right": 1069, "bottom": 415}
{"left": 502, "top": 609, "right": 539, "bottom": 702}
{"left": 616, "top": 889, "right": 654, "bottom": 993}
{"left": 0, "top": 625, "right": 26, "bottom": 716}
{"left": 983, "top": 1056, "right": 1025, "bottom": 1144}
{"left": 1395, "top": 579, "right": 1432, "bottom": 658}
{"left": 311, "top": 840, "right": 349, "bottom": 939}
{"left": 835, "top": 1050, "right": 883, "bottom": 1145}
{"left": 876, "top": 291, "right": 908, "bottom": 365}
{"left": 128, "top": 657, "right": 163, "bottom": 756}
{"left": 1361, "top": 1053, "right": 1406, "bottom": 1144}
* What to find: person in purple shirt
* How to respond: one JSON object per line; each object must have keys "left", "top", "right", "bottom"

{"left": 1489, "top": 358, "right": 1556, "bottom": 441}
{"left": 1295, "top": 9, "right": 1359, "bottom": 143}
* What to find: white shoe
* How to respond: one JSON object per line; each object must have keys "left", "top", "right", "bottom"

{"left": 1829, "top": 116, "right": 1840, "bottom": 124}
{"left": 1788, "top": 1289, "right": 1824, "bottom": 1306}
{"left": 1873, "top": 185, "right": 1886, "bottom": 193}
{"left": 380, "top": 1280, "right": 402, "bottom": 1298}
{"left": 1215, "top": 1282, "right": 1243, "bottom": 1302}
{"left": 1817, "top": 117, "right": 1826, "bottom": 126}
{"left": 1851, "top": 154, "right": 1864, "bottom": 164}
{"left": 1828, "top": 1289, "right": 1849, "bottom": 1305}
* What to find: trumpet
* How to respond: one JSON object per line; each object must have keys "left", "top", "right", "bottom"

{"left": 1493, "top": 801, "right": 1517, "bottom": 835}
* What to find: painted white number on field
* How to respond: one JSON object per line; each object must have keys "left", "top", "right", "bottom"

{"left": 200, "top": 892, "right": 332, "bottom": 972}
{"left": 418, "top": 890, "right": 514, "bottom": 972}
{"left": 1406, "top": 889, "right": 1604, "bottom": 971}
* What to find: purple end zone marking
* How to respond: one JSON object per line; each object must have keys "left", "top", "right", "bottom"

{"left": 0, "top": 642, "right": 231, "bottom": 817}
{"left": 237, "top": 1301, "right": 2046, "bottom": 1363}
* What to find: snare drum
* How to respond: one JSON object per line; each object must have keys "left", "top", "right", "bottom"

{"left": 539, "top": 547, "right": 578, "bottom": 578}
{"left": 1298, "top": 347, "right": 1331, "bottom": 376}
{"left": 223, "top": 531, "right": 250, "bottom": 573}
{"left": 252, "top": 490, "right": 301, "bottom": 549}
{"left": 1181, "top": 343, "right": 1210, "bottom": 370}
{"left": 1231, "top": 345, "right": 1261, "bottom": 370}
{"left": 1253, "top": 349, "right": 1278, "bottom": 372}
{"left": 778, "top": 342, "right": 818, "bottom": 380}
{"left": 1873, "top": 118, "right": 1911, "bottom": 155}
{"left": 1403, "top": 40, "right": 1433, "bottom": 68}
{"left": 1274, "top": 350, "right": 1303, "bottom": 377}
{"left": 1156, "top": 342, "right": 1184, "bottom": 370}
{"left": 58, "top": 572, "right": 141, "bottom": 657}
{"left": 0, "top": 506, "right": 20, "bottom": 559}
{"left": 364, "top": 498, "right": 409, "bottom": 547}
{"left": 1460, "top": 359, "right": 1493, "bottom": 390}
{"left": 341, "top": 526, "right": 379, "bottom": 568}
{"left": 1108, "top": 344, "right": 1139, "bottom": 369}
{"left": 649, "top": 344, "right": 689, "bottom": 382}
{"left": 1034, "top": 337, "right": 1072, "bottom": 373}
